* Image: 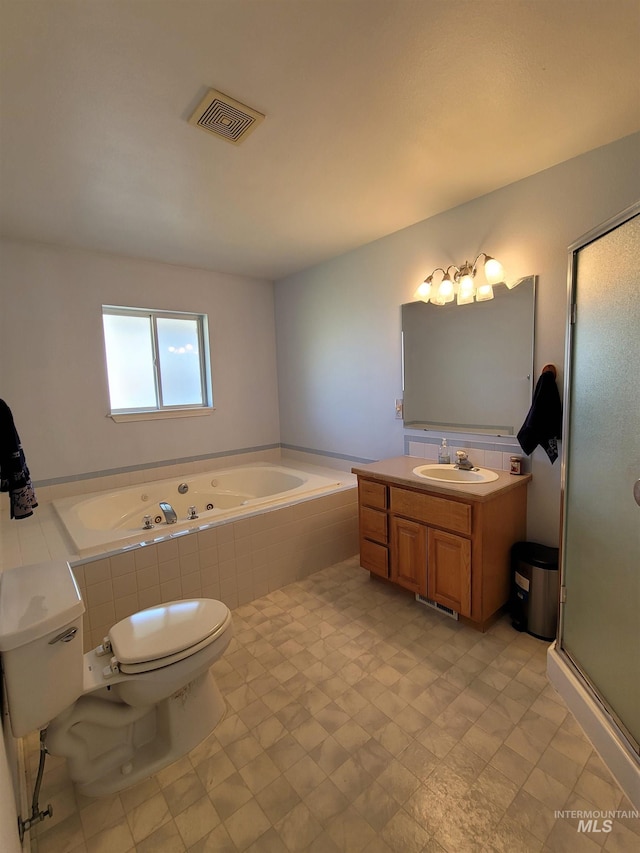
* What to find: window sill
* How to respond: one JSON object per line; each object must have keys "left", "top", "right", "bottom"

{"left": 108, "top": 408, "right": 214, "bottom": 423}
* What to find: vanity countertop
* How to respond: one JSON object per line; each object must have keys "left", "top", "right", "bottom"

{"left": 351, "top": 456, "right": 531, "bottom": 502}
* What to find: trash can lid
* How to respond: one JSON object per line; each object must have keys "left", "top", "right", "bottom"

{"left": 511, "top": 541, "right": 559, "bottom": 569}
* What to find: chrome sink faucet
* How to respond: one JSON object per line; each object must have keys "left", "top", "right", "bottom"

{"left": 454, "top": 451, "right": 478, "bottom": 471}
{"left": 159, "top": 501, "right": 177, "bottom": 524}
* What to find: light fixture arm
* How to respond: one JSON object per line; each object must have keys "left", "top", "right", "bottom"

{"left": 427, "top": 267, "right": 448, "bottom": 282}
{"left": 456, "top": 260, "right": 474, "bottom": 281}
{"left": 445, "top": 264, "right": 461, "bottom": 280}
{"left": 471, "top": 252, "right": 489, "bottom": 275}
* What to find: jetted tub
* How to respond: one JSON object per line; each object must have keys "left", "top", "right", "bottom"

{"left": 54, "top": 463, "right": 348, "bottom": 555}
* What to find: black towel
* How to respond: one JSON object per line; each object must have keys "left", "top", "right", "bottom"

{"left": 0, "top": 399, "right": 38, "bottom": 519}
{"left": 517, "top": 371, "right": 563, "bottom": 463}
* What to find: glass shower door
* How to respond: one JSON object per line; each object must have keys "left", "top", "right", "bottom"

{"left": 561, "top": 208, "right": 640, "bottom": 751}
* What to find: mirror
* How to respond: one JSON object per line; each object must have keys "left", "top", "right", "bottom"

{"left": 402, "top": 276, "right": 535, "bottom": 435}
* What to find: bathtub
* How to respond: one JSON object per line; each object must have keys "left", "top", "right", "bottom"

{"left": 54, "top": 463, "right": 349, "bottom": 555}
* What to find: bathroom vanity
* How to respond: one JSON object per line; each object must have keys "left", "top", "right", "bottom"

{"left": 352, "top": 457, "right": 531, "bottom": 631}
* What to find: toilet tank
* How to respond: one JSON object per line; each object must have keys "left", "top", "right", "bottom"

{"left": 0, "top": 561, "right": 85, "bottom": 738}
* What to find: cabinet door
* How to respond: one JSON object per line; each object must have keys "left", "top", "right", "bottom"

{"left": 427, "top": 529, "right": 471, "bottom": 617}
{"left": 391, "top": 517, "right": 427, "bottom": 596}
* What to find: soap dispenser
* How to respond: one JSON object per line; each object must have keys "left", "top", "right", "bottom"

{"left": 438, "top": 438, "right": 450, "bottom": 464}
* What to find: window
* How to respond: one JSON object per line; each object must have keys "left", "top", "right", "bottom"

{"left": 102, "top": 306, "right": 212, "bottom": 418}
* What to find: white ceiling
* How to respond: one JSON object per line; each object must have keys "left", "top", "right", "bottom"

{"left": 1, "top": 0, "right": 639, "bottom": 281}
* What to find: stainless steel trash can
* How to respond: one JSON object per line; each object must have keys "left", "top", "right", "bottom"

{"left": 510, "top": 542, "right": 559, "bottom": 641}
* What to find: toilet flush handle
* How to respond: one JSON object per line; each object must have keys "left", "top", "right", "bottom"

{"left": 48, "top": 626, "right": 78, "bottom": 644}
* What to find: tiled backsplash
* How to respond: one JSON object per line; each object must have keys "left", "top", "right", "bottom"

{"left": 405, "top": 434, "right": 528, "bottom": 473}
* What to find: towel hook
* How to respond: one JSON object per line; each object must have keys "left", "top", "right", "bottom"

{"left": 541, "top": 363, "right": 557, "bottom": 379}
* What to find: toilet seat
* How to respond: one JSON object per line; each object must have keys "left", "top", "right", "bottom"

{"left": 109, "top": 598, "right": 231, "bottom": 675}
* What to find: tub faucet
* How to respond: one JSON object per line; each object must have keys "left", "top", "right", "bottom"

{"left": 454, "top": 451, "right": 477, "bottom": 471}
{"left": 159, "top": 501, "right": 177, "bottom": 524}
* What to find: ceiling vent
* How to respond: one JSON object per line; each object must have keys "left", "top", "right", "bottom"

{"left": 188, "top": 88, "right": 265, "bottom": 145}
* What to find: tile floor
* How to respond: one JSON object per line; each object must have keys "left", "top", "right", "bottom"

{"left": 24, "top": 557, "right": 639, "bottom": 853}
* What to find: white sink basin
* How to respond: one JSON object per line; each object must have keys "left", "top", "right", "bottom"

{"left": 412, "top": 464, "right": 499, "bottom": 484}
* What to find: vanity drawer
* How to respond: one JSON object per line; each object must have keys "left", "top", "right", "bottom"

{"left": 360, "top": 538, "right": 389, "bottom": 578}
{"left": 390, "top": 486, "right": 471, "bottom": 536}
{"left": 360, "top": 506, "right": 388, "bottom": 544}
{"left": 358, "top": 479, "right": 388, "bottom": 510}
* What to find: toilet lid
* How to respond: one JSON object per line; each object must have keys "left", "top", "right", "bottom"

{"left": 109, "top": 598, "right": 229, "bottom": 666}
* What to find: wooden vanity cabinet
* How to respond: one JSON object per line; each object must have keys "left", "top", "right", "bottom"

{"left": 356, "top": 474, "right": 528, "bottom": 631}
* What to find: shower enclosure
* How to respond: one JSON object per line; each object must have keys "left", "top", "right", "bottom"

{"left": 550, "top": 202, "right": 639, "bottom": 806}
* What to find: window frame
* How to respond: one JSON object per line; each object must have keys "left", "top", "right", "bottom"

{"left": 102, "top": 305, "right": 213, "bottom": 420}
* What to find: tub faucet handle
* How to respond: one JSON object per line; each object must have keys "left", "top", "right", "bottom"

{"left": 143, "top": 515, "right": 154, "bottom": 530}
{"left": 188, "top": 506, "right": 198, "bottom": 520}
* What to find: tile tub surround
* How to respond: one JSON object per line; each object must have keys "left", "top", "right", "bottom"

{"left": 0, "top": 455, "right": 358, "bottom": 652}
{"left": 74, "top": 488, "right": 358, "bottom": 652}
{"left": 25, "top": 448, "right": 287, "bottom": 506}
{"left": 0, "top": 449, "right": 286, "bottom": 572}
{"left": 22, "top": 558, "right": 638, "bottom": 853}
{"left": 54, "top": 463, "right": 350, "bottom": 556}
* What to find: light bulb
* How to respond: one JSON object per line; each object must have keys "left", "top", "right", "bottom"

{"left": 435, "top": 274, "right": 454, "bottom": 304}
{"left": 459, "top": 271, "right": 475, "bottom": 292}
{"left": 476, "top": 283, "right": 494, "bottom": 301}
{"left": 484, "top": 256, "right": 504, "bottom": 285}
{"left": 414, "top": 278, "right": 432, "bottom": 302}
{"left": 459, "top": 272, "right": 474, "bottom": 288}
{"left": 457, "top": 276, "right": 475, "bottom": 305}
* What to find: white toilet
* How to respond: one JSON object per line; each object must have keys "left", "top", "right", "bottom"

{"left": 0, "top": 560, "right": 233, "bottom": 797}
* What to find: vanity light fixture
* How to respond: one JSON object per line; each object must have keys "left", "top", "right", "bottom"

{"left": 415, "top": 252, "right": 508, "bottom": 305}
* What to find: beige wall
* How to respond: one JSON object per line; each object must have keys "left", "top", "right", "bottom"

{"left": 0, "top": 241, "right": 280, "bottom": 483}
{"left": 274, "top": 133, "right": 640, "bottom": 546}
